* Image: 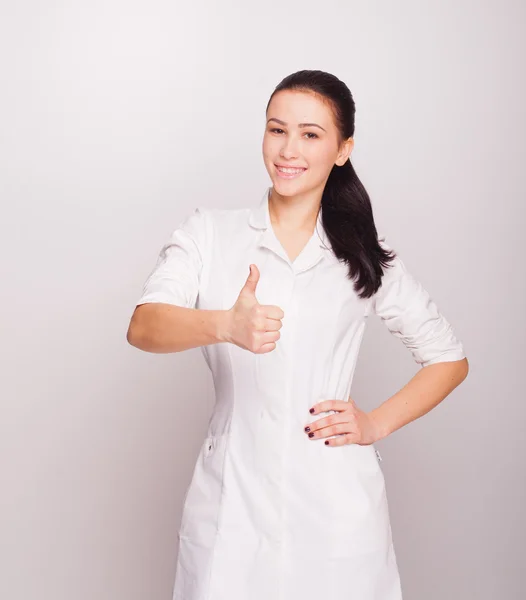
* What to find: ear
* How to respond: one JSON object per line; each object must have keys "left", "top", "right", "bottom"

{"left": 335, "top": 137, "right": 354, "bottom": 167}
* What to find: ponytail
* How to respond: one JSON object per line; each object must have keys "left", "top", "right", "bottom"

{"left": 321, "top": 159, "right": 396, "bottom": 299}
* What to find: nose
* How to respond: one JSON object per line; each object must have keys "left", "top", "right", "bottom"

{"left": 279, "top": 135, "right": 299, "bottom": 160}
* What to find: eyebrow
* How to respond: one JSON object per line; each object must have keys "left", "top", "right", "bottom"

{"left": 267, "top": 118, "right": 326, "bottom": 133}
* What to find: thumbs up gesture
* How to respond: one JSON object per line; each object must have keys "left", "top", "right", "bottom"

{"left": 224, "top": 264, "right": 284, "bottom": 353}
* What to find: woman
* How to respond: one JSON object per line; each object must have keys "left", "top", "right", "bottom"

{"left": 127, "top": 70, "right": 469, "bottom": 600}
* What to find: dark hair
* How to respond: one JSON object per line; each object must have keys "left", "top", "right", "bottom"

{"left": 266, "top": 70, "right": 396, "bottom": 299}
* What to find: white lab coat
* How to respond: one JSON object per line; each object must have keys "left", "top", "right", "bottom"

{"left": 136, "top": 187, "right": 466, "bottom": 600}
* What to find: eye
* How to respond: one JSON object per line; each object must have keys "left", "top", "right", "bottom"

{"left": 268, "top": 128, "right": 318, "bottom": 139}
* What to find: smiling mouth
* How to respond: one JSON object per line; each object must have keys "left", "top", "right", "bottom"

{"left": 275, "top": 165, "right": 307, "bottom": 173}
{"left": 275, "top": 165, "right": 307, "bottom": 176}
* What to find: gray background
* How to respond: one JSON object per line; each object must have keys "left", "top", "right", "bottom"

{"left": 1, "top": 1, "right": 524, "bottom": 599}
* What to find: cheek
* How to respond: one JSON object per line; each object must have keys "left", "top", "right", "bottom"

{"left": 262, "top": 136, "right": 278, "bottom": 159}
{"left": 306, "top": 143, "right": 337, "bottom": 170}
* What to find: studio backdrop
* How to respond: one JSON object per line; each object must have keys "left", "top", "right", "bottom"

{"left": 1, "top": 1, "right": 524, "bottom": 599}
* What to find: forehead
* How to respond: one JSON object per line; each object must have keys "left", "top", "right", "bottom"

{"left": 267, "top": 90, "right": 335, "bottom": 127}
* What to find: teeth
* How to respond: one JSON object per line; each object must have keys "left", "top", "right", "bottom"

{"left": 277, "top": 167, "right": 305, "bottom": 173}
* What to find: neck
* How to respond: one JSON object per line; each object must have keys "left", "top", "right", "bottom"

{"left": 268, "top": 186, "right": 322, "bottom": 232}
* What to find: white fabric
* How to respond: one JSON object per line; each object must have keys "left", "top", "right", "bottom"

{"left": 136, "top": 187, "right": 465, "bottom": 600}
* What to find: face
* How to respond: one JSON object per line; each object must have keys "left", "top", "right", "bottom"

{"left": 262, "top": 90, "right": 354, "bottom": 199}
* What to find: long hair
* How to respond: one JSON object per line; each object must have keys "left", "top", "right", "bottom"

{"left": 266, "top": 70, "right": 396, "bottom": 299}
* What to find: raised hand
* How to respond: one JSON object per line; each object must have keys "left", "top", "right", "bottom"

{"left": 224, "top": 264, "right": 284, "bottom": 354}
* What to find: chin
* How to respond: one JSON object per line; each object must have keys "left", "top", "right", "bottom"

{"left": 272, "top": 178, "right": 312, "bottom": 197}
{"left": 271, "top": 181, "right": 297, "bottom": 197}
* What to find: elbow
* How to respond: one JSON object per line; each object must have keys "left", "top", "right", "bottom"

{"left": 126, "top": 325, "right": 136, "bottom": 346}
{"left": 126, "top": 322, "right": 142, "bottom": 349}
{"left": 126, "top": 306, "right": 147, "bottom": 349}
{"left": 449, "top": 356, "right": 470, "bottom": 385}
{"left": 422, "top": 356, "right": 470, "bottom": 385}
{"left": 460, "top": 356, "right": 470, "bottom": 381}
{"left": 126, "top": 304, "right": 167, "bottom": 353}
{"left": 450, "top": 356, "right": 469, "bottom": 382}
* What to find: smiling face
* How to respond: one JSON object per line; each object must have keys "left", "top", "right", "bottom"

{"left": 262, "top": 89, "right": 354, "bottom": 199}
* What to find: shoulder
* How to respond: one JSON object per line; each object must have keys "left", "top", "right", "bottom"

{"left": 372, "top": 232, "right": 412, "bottom": 297}
{"left": 175, "top": 202, "right": 255, "bottom": 245}
{"left": 206, "top": 205, "right": 250, "bottom": 225}
{"left": 200, "top": 204, "right": 253, "bottom": 240}
{"left": 173, "top": 204, "right": 241, "bottom": 235}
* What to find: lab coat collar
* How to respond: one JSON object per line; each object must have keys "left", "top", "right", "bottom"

{"left": 248, "top": 187, "right": 333, "bottom": 273}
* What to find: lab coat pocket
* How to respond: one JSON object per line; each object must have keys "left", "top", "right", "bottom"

{"left": 178, "top": 434, "right": 227, "bottom": 544}
{"left": 354, "top": 443, "right": 383, "bottom": 474}
{"left": 203, "top": 435, "right": 216, "bottom": 458}
{"left": 329, "top": 443, "right": 389, "bottom": 556}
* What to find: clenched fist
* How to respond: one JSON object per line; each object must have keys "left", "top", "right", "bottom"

{"left": 224, "top": 264, "right": 284, "bottom": 353}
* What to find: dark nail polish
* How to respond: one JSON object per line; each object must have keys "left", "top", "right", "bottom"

{"left": 308, "top": 432, "right": 314, "bottom": 438}
{"left": 309, "top": 408, "right": 314, "bottom": 414}
{"left": 325, "top": 440, "right": 329, "bottom": 445}
{"left": 304, "top": 426, "right": 310, "bottom": 432}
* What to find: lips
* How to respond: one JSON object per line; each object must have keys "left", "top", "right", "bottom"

{"left": 274, "top": 165, "right": 307, "bottom": 180}
{"left": 275, "top": 165, "right": 307, "bottom": 173}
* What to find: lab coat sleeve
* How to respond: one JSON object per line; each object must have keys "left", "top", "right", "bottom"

{"left": 136, "top": 207, "right": 207, "bottom": 309}
{"left": 371, "top": 236, "right": 466, "bottom": 368}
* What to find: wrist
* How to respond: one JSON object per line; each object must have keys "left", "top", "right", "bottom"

{"left": 215, "top": 309, "right": 232, "bottom": 344}
{"left": 368, "top": 407, "right": 391, "bottom": 442}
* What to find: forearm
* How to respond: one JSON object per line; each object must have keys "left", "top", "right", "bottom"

{"left": 127, "top": 303, "right": 231, "bottom": 353}
{"left": 369, "top": 358, "right": 469, "bottom": 440}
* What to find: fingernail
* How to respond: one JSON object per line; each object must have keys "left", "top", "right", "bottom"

{"left": 309, "top": 408, "right": 314, "bottom": 414}
{"left": 308, "top": 432, "right": 314, "bottom": 438}
{"left": 304, "top": 426, "right": 310, "bottom": 432}
{"left": 325, "top": 440, "right": 329, "bottom": 445}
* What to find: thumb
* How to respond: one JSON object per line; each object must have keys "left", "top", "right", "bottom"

{"left": 240, "top": 264, "right": 260, "bottom": 297}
